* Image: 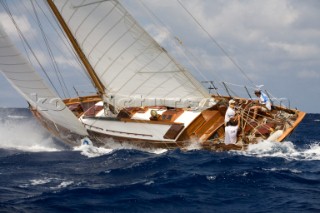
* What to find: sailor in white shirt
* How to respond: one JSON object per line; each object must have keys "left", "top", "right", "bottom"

{"left": 225, "top": 99, "right": 236, "bottom": 124}
{"left": 224, "top": 115, "right": 240, "bottom": 145}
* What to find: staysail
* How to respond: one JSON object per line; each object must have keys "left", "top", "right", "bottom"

{"left": 0, "top": 25, "right": 87, "bottom": 136}
{"left": 49, "top": 0, "right": 210, "bottom": 107}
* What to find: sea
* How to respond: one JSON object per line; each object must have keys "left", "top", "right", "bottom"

{"left": 0, "top": 108, "right": 319, "bottom": 213}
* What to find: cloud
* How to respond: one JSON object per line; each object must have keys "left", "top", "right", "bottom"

{"left": 126, "top": 0, "right": 320, "bottom": 112}
{"left": 0, "top": 13, "right": 36, "bottom": 39}
{"left": 268, "top": 42, "right": 320, "bottom": 59}
{"left": 145, "top": 25, "right": 171, "bottom": 45}
{"left": 297, "top": 70, "right": 320, "bottom": 79}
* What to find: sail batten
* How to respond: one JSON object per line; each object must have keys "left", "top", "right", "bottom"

{"left": 50, "top": 0, "right": 209, "bottom": 106}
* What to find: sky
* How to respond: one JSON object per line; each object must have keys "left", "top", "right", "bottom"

{"left": 0, "top": 0, "right": 319, "bottom": 113}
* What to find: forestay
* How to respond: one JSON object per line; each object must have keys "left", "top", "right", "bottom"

{"left": 0, "top": 25, "right": 87, "bottom": 136}
{"left": 51, "top": 0, "right": 209, "bottom": 107}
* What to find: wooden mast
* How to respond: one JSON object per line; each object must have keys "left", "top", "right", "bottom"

{"left": 46, "top": 0, "right": 105, "bottom": 95}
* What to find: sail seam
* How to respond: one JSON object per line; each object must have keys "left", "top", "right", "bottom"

{"left": 129, "top": 57, "right": 173, "bottom": 96}
{"left": 80, "top": 2, "right": 117, "bottom": 48}
{"left": 73, "top": 0, "right": 112, "bottom": 9}
{"left": 74, "top": 2, "right": 101, "bottom": 37}
{"left": 105, "top": 33, "right": 155, "bottom": 93}
{"left": 90, "top": 14, "right": 126, "bottom": 68}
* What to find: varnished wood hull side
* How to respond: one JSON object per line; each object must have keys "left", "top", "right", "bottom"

{"left": 277, "top": 111, "right": 306, "bottom": 142}
{"left": 30, "top": 107, "right": 83, "bottom": 147}
{"left": 86, "top": 129, "right": 243, "bottom": 151}
{"left": 86, "top": 129, "right": 187, "bottom": 149}
{"left": 177, "top": 109, "right": 225, "bottom": 141}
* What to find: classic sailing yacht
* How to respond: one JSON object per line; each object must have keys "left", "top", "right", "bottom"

{"left": 0, "top": 0, "right": 305, "bottom": 151}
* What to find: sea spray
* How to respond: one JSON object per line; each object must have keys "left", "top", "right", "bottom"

{"left": 73, "top": 142, "right": 113, "bottom": 158}
{"left": 73, "top": 139, "right": 167, "bottom": 158}
{"left": 242, "top": 140, "right": 320, "bottom": 161}
{"left": 0, "top": 118, "right": 62, "bottom": 152}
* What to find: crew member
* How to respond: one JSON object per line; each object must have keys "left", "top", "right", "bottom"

{"left": 224, "top": 115, "right": 240, "bottom": 145}
{"left": 251, "top": 90, "right": 272, "bottom": 119}
{"left": 225, "top": 99, "right": 236, "bottom": 125}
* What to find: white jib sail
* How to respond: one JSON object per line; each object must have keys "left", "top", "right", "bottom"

{"left": 0, "top": 25, "right": 87, "bottom": 136}
{"left": 51, "top": 0, "right": 210, "bottom": 108}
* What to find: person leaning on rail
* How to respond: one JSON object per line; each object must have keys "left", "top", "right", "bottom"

{"left": 250, "top": 89, "right": 272, "bottom": 119}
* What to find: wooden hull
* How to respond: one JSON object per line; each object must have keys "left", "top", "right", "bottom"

{"left": 29, "top": 95, "right": 306, "bottom": 152}
{"left": 30, "top": 107, "right": 83, "bottom": 147}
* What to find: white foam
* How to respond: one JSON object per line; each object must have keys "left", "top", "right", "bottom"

{"left": 150, "top": 148, "right": 167, "bottom": 154}
{"left": 144, "top": 181, "right": 154, "bottom": 185}
{"left": 115, "top": 141, "right": 168, "bottom": 155}
{"left": 0, "top": 119, "right": 62, "bottom": 152}
{"left": 185, "top": 140, "right": 202, "bottom": 151}
{"left": 73, "top": 143, "right": 113, "bottom": 158}
{"left": 50, "top": 181, "right": 74, "bottom": 190}
{"left": 30, "top": 178, "right": 52, "bottom": 185}
{"left": 97, "top": 138, "right": 168, "bottom": 154}
{"left": 262, "top": 168, "right": 302, "bottom": 173}
{"left": 73, "top": 138, "right": 169, "bottom": 157}
{"left": 240, "top": 140, "right": 320, "bottom": 161}
{"left": 206, "top": 175, "right": 217, "bottom": 181}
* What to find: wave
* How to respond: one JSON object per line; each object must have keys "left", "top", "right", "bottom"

{"left": 73, "top": 143, "right": 113, "bottom": 158}
{"left": 19, "top": 177, "right": 75, "bottom": 191}
{"left": 0, "top": 119, "right": 63, "bottom": 152}
{"left": 73, "top": 138, "right": 167, "bottom": 158}
{"left": 241, "top": 140, "right": 320, "bottom": 161}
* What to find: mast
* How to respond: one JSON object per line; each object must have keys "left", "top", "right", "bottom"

{"left": 46, "top": 0, "right": 105, "bottom": 95}
{"left": 45, "top": 0, "right": 209, "bottom": 107}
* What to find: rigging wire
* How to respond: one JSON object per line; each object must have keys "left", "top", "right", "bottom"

{"left": 0, "top": 0, "right": 60, "bottom": 95}
{"left": 43, "top": 0, "right": 101, "bottom": 96}
{"left": 38, "top": 0, "right": 93, "bottom": 84}
{"left": 135, "top": 1, "right": 258, "bottom": 98}
{"left": 12, "top": 0, "right": 95, "bottom": 97}
{"left": 176, "top": 0, "right": 256, "bottom": 87}
{"left": 30, "top": 0, "right": 70, "bottom": 98}
{"left": 4, "top": 0, "right": 96, "bottom": 97}
{"left": 1, "top": 1, "right": 32, "bottom": 65}
{"left": 35, "top": 0, "right": 95, "bottom": 96}
{"left": 136, "top": 0, "right": 214, "bottom": 83}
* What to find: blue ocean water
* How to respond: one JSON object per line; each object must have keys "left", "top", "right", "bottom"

{"left": 0, "top": 108, "right": 319, "bottom": 213}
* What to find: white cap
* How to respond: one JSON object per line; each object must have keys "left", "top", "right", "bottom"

{"left": 229, "top": 99, "right": 236, "bottom": 105}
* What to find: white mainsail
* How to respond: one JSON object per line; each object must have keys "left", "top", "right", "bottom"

{"left": 51, "top": 0, "right": 210, "bottom": 107}
{"left": 0, "top": 25, "right": 87, "bottom": 136}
